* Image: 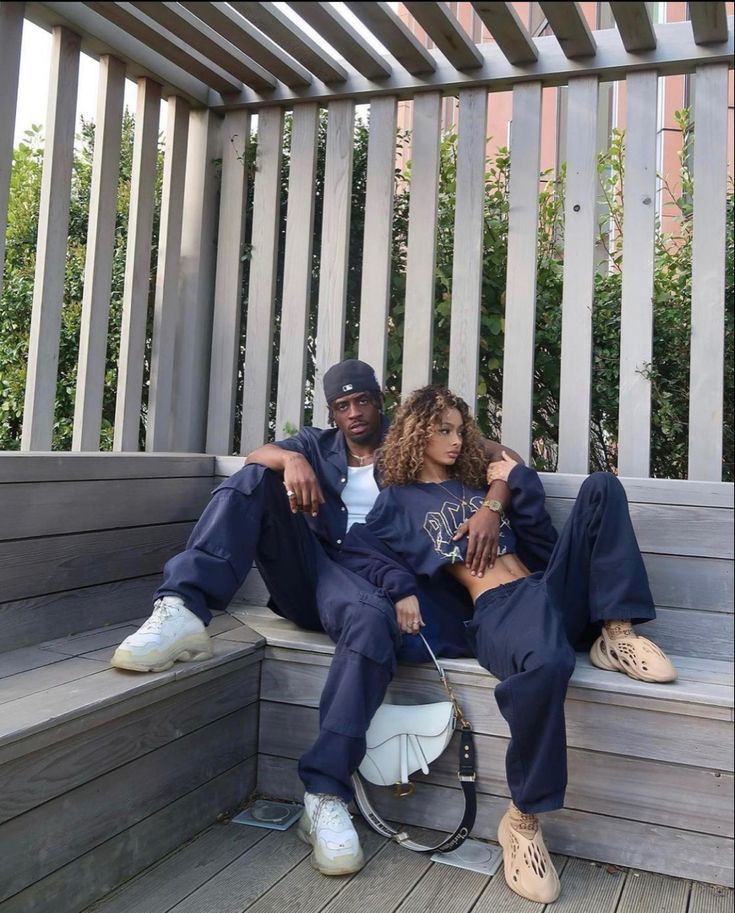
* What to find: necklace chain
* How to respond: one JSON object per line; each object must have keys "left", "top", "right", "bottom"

{"left": 346, "top": 447, "right": 372, "bottom": 466}
{"left": 421, "top": 478, "right": 473, "bottom": 510}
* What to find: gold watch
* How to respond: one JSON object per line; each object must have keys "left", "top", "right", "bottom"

{"left": 481, "top": 498, "right": 504, "bottom": 515}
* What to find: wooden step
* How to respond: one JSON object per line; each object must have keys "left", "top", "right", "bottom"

{"left": 0, "top": 612, "right": 266, "bottom": 913}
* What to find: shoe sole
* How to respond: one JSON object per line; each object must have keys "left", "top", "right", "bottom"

{"left": 111, "top": 639, "right": 213, "bottom": 673}
{"left": 297, "top": 821, "right": 365, "bottom": 876}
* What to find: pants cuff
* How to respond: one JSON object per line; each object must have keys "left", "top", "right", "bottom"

{"left": 511, "top": 788, "right": 566, "bottom": 815}
{"left": 300, "top": 772, "right": 353, "bottom": 805}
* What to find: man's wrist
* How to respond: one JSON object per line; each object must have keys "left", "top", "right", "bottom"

{"left": 487, "top": 478, "right": 512, "bottom": 509}
{"left": 481, "top": 498, "right": 504, "bottom": 516}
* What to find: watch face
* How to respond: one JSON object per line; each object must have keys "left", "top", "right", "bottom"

{"left": 488, "top": 499, "right": 502, "bottom": 512}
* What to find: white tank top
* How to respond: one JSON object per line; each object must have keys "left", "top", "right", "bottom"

{"left": 342, "top": 464, "right": 380, "bottom": 531}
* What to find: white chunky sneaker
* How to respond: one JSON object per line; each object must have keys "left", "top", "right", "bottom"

{"left": 297, "top": 792, "right": 365, "bottom": 876}
{"left": 111, "top": 596, "right": 213, "bottom": 672}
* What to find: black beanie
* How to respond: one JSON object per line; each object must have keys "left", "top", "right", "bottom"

{"left": 323, "top": 359, "right": 381, "bottom": 404}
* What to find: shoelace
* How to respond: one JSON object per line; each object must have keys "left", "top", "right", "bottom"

{"left": 138, "top": 600, "right": 179, "bottom": 634}
{"left": 311, "top": 795, "right": 352, "bottom": 835}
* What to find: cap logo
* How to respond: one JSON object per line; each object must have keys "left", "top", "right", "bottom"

{"left": 341, "top": 383, "right": 353, "bottom": 392}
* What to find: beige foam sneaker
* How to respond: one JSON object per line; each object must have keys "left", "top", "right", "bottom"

{"left": 497, "top": 804, "right": 561, "bottom": 904}
{"left": 111, "top": 596, "right": 213, "bottom": 672}
{"left": 297, "top": 792, "right": 365, "bottom": 876}
{"left": 590, "top": 622, "right": 677, "bottom": 683}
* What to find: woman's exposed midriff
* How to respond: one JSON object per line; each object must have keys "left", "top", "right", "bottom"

{"left": 445, "top": 553, "right": 532, "bottom": 603}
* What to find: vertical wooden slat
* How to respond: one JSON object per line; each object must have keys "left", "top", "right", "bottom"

{"left": 448, "top": 87, "right": 488, "bottom": 407}
{"left": 21, "top": 26, "right": 80, "bottom": 451}
{"left": 275, "top": 103, "right": 319, "bottom": 440}
{"left": 113, "top": 77, "right": 161, "bottom": 452}
{"left": 357, "top": 95, "right": 398, "bottom": 387}
{"left": 170, "top": 109, "right": 221, "bottom": 453}
{"left": 501, "top": 82, "right": 543, "bottom": 462}
{"left": 146, "top": 94, "right": 189, "bottom": 452}
{"left": 617, "top": 70, "right": 658, "bottom": 477}
{"left": 401, "top": 91, "right": 442, "bottom": 396}
{"left": 72, "top": 55, "right": 126, "bottom": 452}
{"left": 0, "top": 1, "right": 24, "bottom": 300}
{"left": 312, "top": 99, "right": 355, "bottom": 426}
{"left": 205, "top": 108, "right": 249, "bottom": 455}
{"left": 557, "top": 75, "right": 599, "bottom": 473}
{"left": 239, "top": 106, "right": 284, "bottom": 454}
{"left": 688, "top": 63, "right": 729, "bottom": 481}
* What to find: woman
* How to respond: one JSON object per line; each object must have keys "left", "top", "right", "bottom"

{"left": 341, "top": 385, "right": 676, "bottom": 904}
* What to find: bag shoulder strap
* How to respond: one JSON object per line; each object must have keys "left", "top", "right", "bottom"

{"left": 352, "top": 726, "right": 476, "bottom": 853}
{"left": 353, "top": 633, "right": 477, "bottom": 853}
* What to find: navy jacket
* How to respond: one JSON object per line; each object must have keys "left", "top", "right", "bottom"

{"left": 273, "top": 415, "right": 391, "bottom": 555}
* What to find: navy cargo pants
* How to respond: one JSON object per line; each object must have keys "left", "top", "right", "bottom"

{"left": 468, "top": 472, "right": 656, "bottom": 814}
{"left": 156, "top": 464, "right": 402, "bottom": 803}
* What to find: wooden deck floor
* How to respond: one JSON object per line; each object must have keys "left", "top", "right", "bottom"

{"left": 82, "top": 815, "right": 733, "bottom": 913}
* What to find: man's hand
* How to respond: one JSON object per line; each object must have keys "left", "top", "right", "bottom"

{"left": 282, "top": 452, "right": 325, "bottom": 517}
{"left": 486, "top": 450, "right": 519, "bottom": 485}
{"left": 453, "top": 508, "right": 501, "bottom": 576}
{"left": 394, "top": 594, "right": 425, "bottom": 635}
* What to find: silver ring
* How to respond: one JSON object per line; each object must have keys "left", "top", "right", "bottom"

{"left": 285, "top": 489, "right": 295, "bottom": 497}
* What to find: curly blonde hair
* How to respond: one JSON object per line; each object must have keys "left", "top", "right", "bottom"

{"left": 379, "top": 385, "right": 487, "bottom": 487}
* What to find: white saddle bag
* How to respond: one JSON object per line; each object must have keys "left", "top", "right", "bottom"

{"left": 352, "top": 634, "right": 477, "bottom": 854}
{"left": 358, "top": 701, "right": 455, "bottom": 786}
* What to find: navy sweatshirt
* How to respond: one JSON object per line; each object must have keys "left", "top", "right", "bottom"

{"left": 339, "top": 464, "right": 558, "bottom": 604}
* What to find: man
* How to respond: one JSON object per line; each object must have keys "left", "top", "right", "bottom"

{"left": 112, "top": 359, "right": 512, "bottom": 875}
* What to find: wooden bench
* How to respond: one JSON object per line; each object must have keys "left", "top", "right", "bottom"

{"left": 0, "top": 454, "right": 732, "bottom": 913}
{"left": 226, "top": 466, "right": 734, "bottom": 889}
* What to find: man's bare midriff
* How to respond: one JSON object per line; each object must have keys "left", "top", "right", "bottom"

{"left": 446, "top": 553, "right": 531, "bottom": 603}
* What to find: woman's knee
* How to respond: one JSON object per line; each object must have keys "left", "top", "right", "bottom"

{"left": 525, "top": 643, "right": 576, "bottom": 682}
{"left": 581, "top": 471, "right": 625, "bottom": 500}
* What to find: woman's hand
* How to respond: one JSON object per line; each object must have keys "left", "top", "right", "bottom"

{"left": 282, "top": 453, "right": 325, "bottom": 517}
{"left": 486, "top": 450, "right": 518, "bottom": 485}
{"left": 394, "top": 594, "right": 425, "bottom": 635}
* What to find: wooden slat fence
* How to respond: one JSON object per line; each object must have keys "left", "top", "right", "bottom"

{"left": 0, "top": 9, "right": 732, "bottom": 487}
{"left": 113, "top": 77, "right": 162, "bottom": 453}
{"left": 20, "top": 25, "right": 81, "bottom": 451}
{"left": 71, "top": 54, "right": 126, "bottom": 453}
{"left": 401, "top": 91, "right": 442, "bottom": 396}
{"left": 146, "top": 94, "right": 189, "bottom": 453}
{"left": 500, "top": 81, "right": 543, "bottom": 463}
{"left": 206, "top": 108, "right": 250, "bottom": 455}
{"left": 0, "top": 1, "right": 24, "bottom": 303}
{"left": 312, "top": 98, "right": 355, "bottom": 427}
{"left": 240, "top": 106, "right": 284, "bottom": 453}
{"left": 357, "top": 95, "right": 398, "bottom": 387}
{"left": 275, "top": 102, "right": 319, "bottom": 438}
{"left": 616, "top": 69, "right": 658, "bottom": 478}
